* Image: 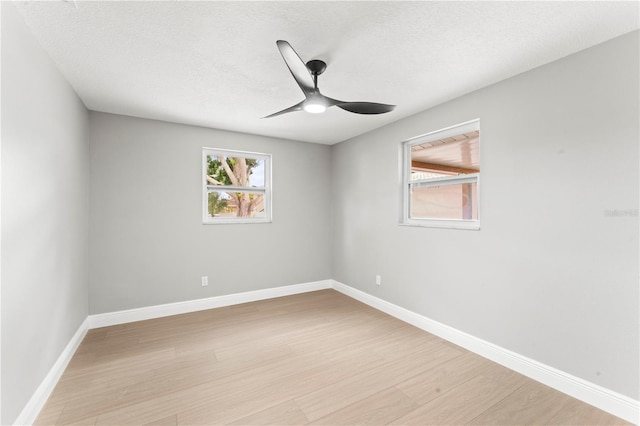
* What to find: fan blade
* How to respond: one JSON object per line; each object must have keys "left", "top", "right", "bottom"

{"left": 262, "top": 100, "right": 305, "bottom": 118}
{"left": 330, "top": 99, "right": 396, "bottom": 115}
{"left": 276, "top": 40, "right": 315, "bottom": 96}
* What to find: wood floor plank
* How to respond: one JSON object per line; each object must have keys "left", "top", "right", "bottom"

{"left": 308, "top": 386, "right": 418, "bottom": 425}
{"left": 395, "top": 350, "right": 496, "bottom": 405}
{"left": 546, "top": 398, "right": 633, "bottom": 425}
{"left": 64, "top": 416, "right": 97, "bottom": 426}
{"left": 467, "top": 379, "right": 571, "bottom": 425}
{"left": 55, "top": 350, "right": 219, "bottom": 424}
{"left": 294, "top": 341, "right": 465, "bottom": 422}
{"left": 175, "top": 348, "right": 391, "bottom": 424}
{"left": 33, "top": 290, "right": 629, "bottom": 426}
{"left": 94, "top": 351, "right": 327, "bottom": 425}
{"left": 391, "top": 362, "right": 528, "bottom": 425}
{"left": 228, "top": 400, "right": 309, "bottom": 425}
{"left": 142, "top": 414, "right": 177, "bottom": 426}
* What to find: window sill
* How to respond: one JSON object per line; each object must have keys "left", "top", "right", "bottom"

{"left": 203, "top": 218, "right": 272, "bottom": 225}
{"left": 400, "top": 219, "right": 480, "bottom": 230}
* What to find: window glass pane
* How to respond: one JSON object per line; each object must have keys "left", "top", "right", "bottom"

{"left": 410, "top": 181, "right": 478, "bottom": 220}
{"left": 203, "top": 148, "right": 271, "bottom": 224}
{"left": 205, "top": 154, "right": 265, "bottom": 188}
{"left": 207, "top": 190, "right": 266, "bottom": 219}
{"left": 410, "top": 130, "right": 479, "bottom": 178}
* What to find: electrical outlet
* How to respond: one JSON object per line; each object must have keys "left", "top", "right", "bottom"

{"left": 201, "top": 276, "right": 208, "bottom": 287}
{"left": 375, "top": 275, "right": 381, "bottom": 286}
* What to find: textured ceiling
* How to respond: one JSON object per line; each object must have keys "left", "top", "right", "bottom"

{"left": 13, "top": 1, "right": 639, "bottom": 145}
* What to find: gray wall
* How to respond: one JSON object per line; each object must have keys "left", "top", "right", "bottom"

{"left": 89, "top": 112, "right": 332, "bottom": 314}
{"left": 331, "top": 31, "right": 639, "bottom": 399}
{"left": 1, "top": 3, "right": 90, "bottom": 424}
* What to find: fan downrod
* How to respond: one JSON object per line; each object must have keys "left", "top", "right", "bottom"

{"left": 306, "top": 59, "right": 327, "bottom": 76}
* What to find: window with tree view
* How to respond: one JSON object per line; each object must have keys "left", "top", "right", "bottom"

{"left": 202, "top": 148, "right": 271, "bottom": 224}
{"left": 402, "top": 119, "right": 480, "bottom": 230}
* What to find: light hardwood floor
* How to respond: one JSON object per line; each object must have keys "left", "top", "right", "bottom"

{"left": 35, "top": 290, "right": 630, "bottom": 425}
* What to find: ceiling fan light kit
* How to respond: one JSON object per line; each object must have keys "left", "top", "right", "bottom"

{"left": 263, "top": 40, "right": 396, "bottom": 118}
{"left": 303, "top": 93, "right": 328, "bottom": 114}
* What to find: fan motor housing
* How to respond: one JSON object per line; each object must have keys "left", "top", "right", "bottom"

{"left": 306, "top": 59, "right": 327, "bottom": 76}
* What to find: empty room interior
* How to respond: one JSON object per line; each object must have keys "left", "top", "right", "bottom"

{"left": 2, "top": 1, "right": 639, "bottom": 425}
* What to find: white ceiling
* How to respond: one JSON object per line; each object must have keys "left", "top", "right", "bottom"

{"left": 13, "top": 1, "right": 639, "bottom": 145}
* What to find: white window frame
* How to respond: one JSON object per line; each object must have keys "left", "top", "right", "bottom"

{"left": 202, "top": 147, "right": 272, "bottom": 225}
{"left": 401, "top": 119, "right": 480, "bottom": 230}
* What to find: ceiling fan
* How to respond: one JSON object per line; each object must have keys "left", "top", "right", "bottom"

{"left": 263, "top": 40, "right": 396, "bottom": 118}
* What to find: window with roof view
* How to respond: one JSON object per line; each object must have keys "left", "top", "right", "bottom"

{"left": 202, "top": 148, "right": 271, "bottom": 224}
{"left": 402, "top": 119, "right": 480, "bottom": 230}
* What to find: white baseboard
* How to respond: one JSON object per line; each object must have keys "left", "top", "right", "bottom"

{"left": 330, "top": 280, "right": 639, "bottom": 425}
{"left": 13, "top": 317, "right": 89, "bottom": 426}
{"left": 88, "top": 280, "right": 332, "bottom": 329}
